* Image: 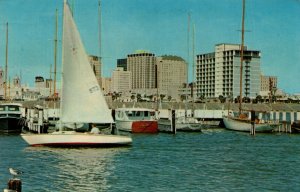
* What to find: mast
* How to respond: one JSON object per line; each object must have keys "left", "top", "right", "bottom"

{"left": 187, "top": 12, "right": 191, "bottom": 92}
{"left": 192, "top": 23, "right": 195, "bottom": 114}
{"left": 97, "top": 0, "right": 102, "bottom": 86}
{"left": 4, "top": 22, "right": 8, "bottom": 100}
{"left": 239, "top": 0, "right": 246, "bottom": 114}
{"left": 53, "top": 8, "right": 58, "bottom": 98}
{"left": 98, "top": 0, "right": 102, "bottom": 61}
{"left": 49, "top": 64, "right": 52, "bottom": 96}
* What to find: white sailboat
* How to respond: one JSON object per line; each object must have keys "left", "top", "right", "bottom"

{"left": 222, "top": 0, "right": 279, "bottom": 133}
{"left": 21, "top": 0, "right": 132, "bottom": 147}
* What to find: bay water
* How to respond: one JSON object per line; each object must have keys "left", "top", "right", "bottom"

{"left": 1, "top": 129, "right": 300, "bottom": 191}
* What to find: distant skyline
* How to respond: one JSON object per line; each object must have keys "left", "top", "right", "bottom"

{"left": 0, "top": 0, "right": 299, "bottom": 94}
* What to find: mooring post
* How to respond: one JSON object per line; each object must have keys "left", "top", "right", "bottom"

{"left": 5, "top": 178, "right": 22, "bottom": 192}
{"left": 250, "top": 110, "right": 255, "bottom": 135}
{"left": 171, "top": 109, "right": 176, "bottom": 134}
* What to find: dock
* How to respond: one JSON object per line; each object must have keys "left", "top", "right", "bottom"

{"left": 4, "top": 100, "right": 300, "bottom": 133}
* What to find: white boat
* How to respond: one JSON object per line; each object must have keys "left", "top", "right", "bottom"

{"left": 0, "top": 103, "right": 25, "bottom": 134}
{"left": 115, "top": 107, "right": 158, "bottom": 133}
{"left": 223, "top": 115, "right": 278, "bottom": 133}
{"left": 21, "top": 0, "right": 132, "bottom": 147}
{"left": 158, "top": 116, "right": 202, "bottom": 132}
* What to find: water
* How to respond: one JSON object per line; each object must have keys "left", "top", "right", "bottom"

{"left": 1, "top": 129, "right": 300, "bottom": 191}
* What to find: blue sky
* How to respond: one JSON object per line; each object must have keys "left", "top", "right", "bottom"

{"left": 0, "top": 0, "right": 300, "bottom": 94}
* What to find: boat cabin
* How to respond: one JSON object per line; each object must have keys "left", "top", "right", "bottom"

{"left": 0, "top": 103, "right": 22, "bottom": 118}
{"left": 116, "top": 108, "right": 156, "bottom": 121}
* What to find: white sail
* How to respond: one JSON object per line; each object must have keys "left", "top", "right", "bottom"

{"left": 61, "top": 1, "right": 113, "bottom": 124}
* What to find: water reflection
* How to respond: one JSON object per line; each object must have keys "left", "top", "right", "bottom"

{"left": 23, "top": 147, "right": 129, "bottom": 191}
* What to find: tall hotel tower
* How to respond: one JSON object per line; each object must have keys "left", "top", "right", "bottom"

{"left": 127, "top": 51, "right": 156, "bottom": 89}
{"left": 196, "top": 44, "right": 261, "bottom": 99}
{"left": 156, "top": 56, "right": 187, "bottom": 97}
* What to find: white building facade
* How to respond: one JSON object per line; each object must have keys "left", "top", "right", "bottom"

{"left": 111, "top": 67, "right": 131, "bottom": 94}
{"left": 196, "top": 43, "right": 261, "bottom": 99}
{"left": 156, "top": 56, "right": 187, "bottom": 99}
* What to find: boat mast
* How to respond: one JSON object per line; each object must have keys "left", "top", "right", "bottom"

{"left": 187, "top": 12, "right": 190, "bottom": 97}
{"left": 53, "top": 8, "right": 58, "bottom": 98}
{"left": 4, "top": 22, "right": 8, "bottom": 100}
{"left": 239, "top": 0, "right": 245, "bottom": 114}
{"left": 192, "top": 23, "right": 195, "bottom": 115}
{"left": 98, "top": 0, "right": 102, "bottom": 61}
{"left": 49, "top": 64, "right": 52, "bottom": 96}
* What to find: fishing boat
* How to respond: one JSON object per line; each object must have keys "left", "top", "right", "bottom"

{"left": 115, "top": 107, "right": 158, "bottom": 133}
{"left": 0, "top": 103, "right": 25, "bottom": 134}
{"left": 222, "top": 0, "right": 279, "bottom": 133}
{"left": 21, "top": 0, "right": 132, "bottom": 147}
{"left": 0, "top": 23, "right": 25, "bottom": 134}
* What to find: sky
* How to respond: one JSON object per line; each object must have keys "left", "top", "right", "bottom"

{"left": 0, "top": 0, "right": 300, "bottom": 94}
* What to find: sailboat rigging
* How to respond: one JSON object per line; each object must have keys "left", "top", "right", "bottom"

{"left": 222, "top": 0, "right": 279, "bottom": 132}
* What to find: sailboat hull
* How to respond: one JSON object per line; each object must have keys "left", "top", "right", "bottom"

{"left": 21, "top": 132, "right": 132, "bottom": 147}
{"left": 223, "top": 116, "right": 279, "bottom": 132}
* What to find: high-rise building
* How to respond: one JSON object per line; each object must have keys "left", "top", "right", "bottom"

{"left": 35, "top": 76, "right": 45, "bottom": 89}
{"left": 156, "top": 55, "right": 187, "bottom": 98}
{"left": 101, "top": 77, "right": 112, "bottom": 95}
{"left": 88, "top": 55, "right": 101, "bottom": 87}
{"left": 127, "top": 51, "right": 156, "bottom": 90}
{"left": 196, "top": 43, "right": 261, "bottom": 99}
{"left": 261, "top": 75, "right": 277, "bottom": 92}
{"left": 111, "top": 67, "right": 131, "bottom": 94}
{"left": 117, "top": 58, "right": 127, "bottom": 71}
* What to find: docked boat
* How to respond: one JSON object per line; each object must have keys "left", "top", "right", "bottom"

{"left": 0, "top": 103, "right": 25, "bottom": 134}
{"left": 158, "top": 116, "right": 202, "bottom": 132}
{"left": 223, "top": 115, "right": 278, "bottom": 133}
{"left": 115, "top": 107, "right": 158, "bottom": 133}
{"left": 21, "top": 0, "right": 132, "bottom": 147}
{"left": 222, "top": 0, "right": 279, "bottom": 133}
{"left": 291, "top": 121, "right": 300, "bottom": 133}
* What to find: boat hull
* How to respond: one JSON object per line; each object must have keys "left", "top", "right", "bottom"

{"left": 0, "top": 117, "right": 24, "bottom": 134}
{"left": 116, "top": 120, "right": 158, "bottom": 133}
{"left": 223, "top": 116, "right": 278, "bottom": 132}
{"left": 20, "top": 132, "right": 132, "bottom": 147}
{"left": 158, "top": 118, "right": 202, "bottom": 132}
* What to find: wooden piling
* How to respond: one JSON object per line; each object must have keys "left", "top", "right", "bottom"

{"left": 171, "top": 109, "right": 176, "bottom": 134}
{"left": 7, "top": 178, "right": 22, "bottom": 192}
{"left": 250, "top": 110, "right": 255, "bottom": 135}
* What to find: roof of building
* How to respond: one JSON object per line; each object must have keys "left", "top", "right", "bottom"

{"left": 160, "top": 55, "right": 185, "bottom": 61}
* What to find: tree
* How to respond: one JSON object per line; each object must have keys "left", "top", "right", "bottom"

{"left": 137, "top": 94, "right": 142, "bottom": 102}
{"left": 218, "top": 95, "right": 226, "bottom": 103}
{"left": 131, "top": 94, "right": 135, "bottom": 101}
{"left": 256, "top": 95, "right": 262, "bottom": 103}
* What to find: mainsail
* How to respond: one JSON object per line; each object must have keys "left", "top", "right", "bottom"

{"left": 61, "top": 1, "right": 113, "bottom": 124}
